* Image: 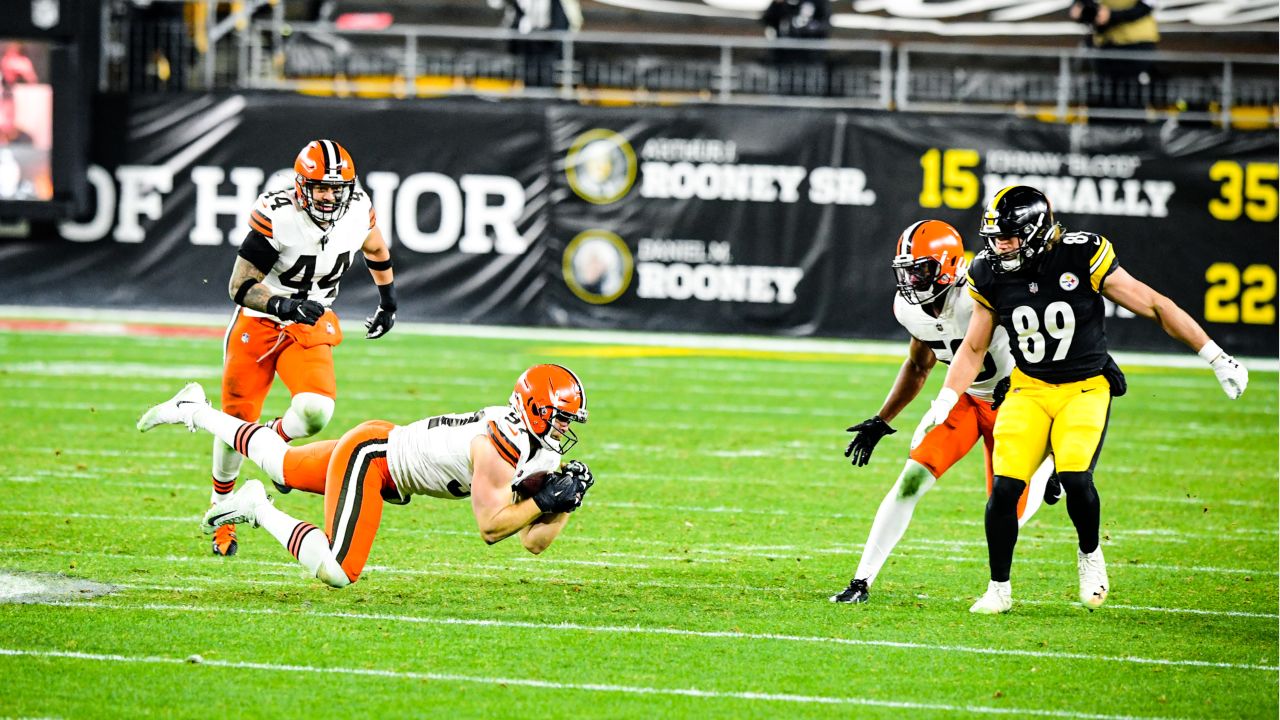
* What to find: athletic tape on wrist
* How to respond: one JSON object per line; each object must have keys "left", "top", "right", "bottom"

{"left": 1197, "top": 340, "right": 1223, "bottom": 364}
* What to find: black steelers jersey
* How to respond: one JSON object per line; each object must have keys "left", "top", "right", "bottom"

{"left": 967, "top": 232, "right": 1119, "bottom": 384}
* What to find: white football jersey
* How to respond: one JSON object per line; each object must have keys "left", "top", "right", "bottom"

{"left": 243, "top": 186, "right": 376, "bottom": 320}
{"left": 892, "top": 278, "right": 1014, "bottom": 402}
{"left": 386, "top": 406, "right": 563, "bottom": 500}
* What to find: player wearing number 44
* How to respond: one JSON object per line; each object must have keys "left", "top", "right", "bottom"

{"left": 138, "top": 364, "right": 594, "bottom": 588}
{"left": 207, "top": 139, "right": 398, "bottom": 559}
{"left": 914, "top": 185, "right": 1249, "bottom": 614}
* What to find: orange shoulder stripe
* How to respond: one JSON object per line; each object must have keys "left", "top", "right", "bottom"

{"left": 249, "top": 211, "right": 273, "bottom": 237}
{"left": 487, "top": 421, "right": 519, "bottom": 468}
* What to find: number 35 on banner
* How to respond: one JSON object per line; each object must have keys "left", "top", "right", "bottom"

{"left": 1205, "top": 262, "right": 1276, "bottom": 325}
{"left": 1208, "top": 161, "right": 1278, "bottom": 222}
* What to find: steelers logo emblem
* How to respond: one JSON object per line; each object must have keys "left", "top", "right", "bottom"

{"left": 565, "top": 129, "right": 636, "bottom": 205}
{"left": 1059, "top": 272, "right": 1080, "bottom": 291}
{"left": 563, "top": 230, "right": 633, "bottom": 304}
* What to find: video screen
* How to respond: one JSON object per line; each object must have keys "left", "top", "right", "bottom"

{"left": 0, "top": 39, "right": 52, "bottom": 201}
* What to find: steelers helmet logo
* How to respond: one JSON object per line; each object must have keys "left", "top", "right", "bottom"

{"left": 1059, "top": 272, "right": 1079, "bottom": 291}
{"left": 563, "top": 230, "right": 633, "bottom": 304}
{"left": 565, "top": 129, "right": 636, "bottom": 205}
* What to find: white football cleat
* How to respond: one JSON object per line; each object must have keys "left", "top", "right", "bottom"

{"left": 1078, "top": 547, "right": 1109, "bottom": 610}
{"left": 137, "top": 382, "right": 208, "bottom": 433}
{"left": 969, "top": 580, "right": 1013, "bottom": 614}
{"left": 202, "top": 479, "right": 271, "bottom": 535}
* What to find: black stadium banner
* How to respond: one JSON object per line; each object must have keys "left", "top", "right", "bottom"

{"left": 1, "top": 93, "right": 1276, "bottom": 356}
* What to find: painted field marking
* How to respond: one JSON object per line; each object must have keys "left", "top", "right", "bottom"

{"left": 0, "top": 647, "right": 1189, "bottom": 720}
{"left": 1, "top": 510, "right": 1274, "bottom": 576}
{"left": 2, "top": 547, "right": 1274, "bottom": 621}
{"left": 34, "top": 602, "right": 1280, "bottom": 673}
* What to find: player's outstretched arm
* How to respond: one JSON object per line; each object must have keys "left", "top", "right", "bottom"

{"left": 519, "top": 512, "right": 570, "bottom": 555}
{"left": 361, "top": 227, "right": 397, "bottom": 339}
{"left": 912, "top": 303, "right": 995, "bottom": 448}
{"left": 878, "top": 338, "right": 939, "bottom": 424}
{"left": 1102, "top": 267, "right": 1248, "bottom": 398}
{"left": 469, "top": 436, "right": 545, "bottom": 545}
{"left": 844, "top": 338, "right": 936, "bottom": 466}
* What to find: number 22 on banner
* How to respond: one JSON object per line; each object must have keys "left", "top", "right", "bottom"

{"left": 1205, "top": 262, "right": 1276, "bottom": 325}
{"left": 919, "top": 148, "right": 981, "bottom": 209}
{"left": 1208, "top": 161, "right": 1278, "bottom": 222}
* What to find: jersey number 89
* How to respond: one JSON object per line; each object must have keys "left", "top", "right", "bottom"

{"left": 1012, "top": 301, "right": 1076, "bottom": 363}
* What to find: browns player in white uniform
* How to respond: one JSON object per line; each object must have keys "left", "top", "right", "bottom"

{"left": 831, "top": 220, "right": 1056, "bottom": 605}
{"left": 210, "top": 139, "right": 397, "bottom": 557}
{"left": 139, "top": 364, "right": 593, "bottom": 588}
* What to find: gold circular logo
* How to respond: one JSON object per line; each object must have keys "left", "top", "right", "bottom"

{"left": 563, "top": 230, "right": 634, "bottom": 304}
{"left": 565, "top": 129, "right": 637, "bottom": 205}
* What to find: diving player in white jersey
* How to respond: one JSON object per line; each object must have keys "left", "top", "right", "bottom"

{"left": 831, "top": 220, "right": 1056, "bottom": 604}
{"left": 138, "top": 365, "right": 592, "bottom": 588}
{"left": 209, "top": 138, "right": 397, "bottom": 557}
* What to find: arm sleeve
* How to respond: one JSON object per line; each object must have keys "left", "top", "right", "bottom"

{"left": 237, "top": 230, "right": 280, "bottom": 275}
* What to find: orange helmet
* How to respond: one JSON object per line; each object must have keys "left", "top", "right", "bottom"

{"left": 892, "top": 220, "right": 965, "bottom": 305}
{"left": 293, "top": 139, "right": 357, "bottom": 225}
{"left": 510, "top": 364, "right": 588, "bottom": 452}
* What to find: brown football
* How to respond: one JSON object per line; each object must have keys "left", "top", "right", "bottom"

{"left": 513, "top": 469, "right": 550, "bottom": 498}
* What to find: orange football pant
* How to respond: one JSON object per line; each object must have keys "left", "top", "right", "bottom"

{"left": 910, "top": 392, "right": 1031, "bottom": 519}
{"left": 221, "top": 309, "right": 337, "bottom": 422}
{"left": 281, "top": 420, "right": 398, "bottom": 583}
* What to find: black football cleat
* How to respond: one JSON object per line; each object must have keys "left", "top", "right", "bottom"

{"left": 1044, "top": 472, "right": 1063, "bottom": 506}
{"left": 830, "top": 578, "right": 870, "bottom": 604}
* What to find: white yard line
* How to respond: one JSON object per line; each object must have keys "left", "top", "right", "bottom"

{"left": 2, "top": 547, "right": 1274, "bottom": 620}
{"left": 27, "top": 602, "right": 1280, "bottom": 673}
{"left": 1, "top": 509, "right": 1275, "bottom": 575}
{"left": 0, "top": 647, "right": 1186, "bottom": 720}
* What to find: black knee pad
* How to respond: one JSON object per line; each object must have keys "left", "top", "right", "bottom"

{"left": 1056, "top": 471, "right": 1095, "bottom": 497}
{"left": 988, "top": 475, "right": 1026, "bottom": 513}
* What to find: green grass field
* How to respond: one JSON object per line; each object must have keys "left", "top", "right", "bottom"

{"left": 0, "top": 320, "right": 1276, "bottom": 719}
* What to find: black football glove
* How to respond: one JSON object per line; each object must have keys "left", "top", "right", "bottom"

{"left": 561, "top": 460, "right": 594, "bottom": 509}
{"left": 531, "top": 471, "right": 584, "bottom": 514}
{"left": 266, "top": 296, "right": 325, "bottom": 325}
{"left": 844, "top": 416, "right": 896, "bottom": 467}
{"left": 364, "top": 307, "right": 396, "bottom": 339}
{"left": 990, "top": 376, "right": 1012, "bottom": 410}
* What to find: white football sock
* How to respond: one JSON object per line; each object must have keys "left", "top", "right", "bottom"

{"left": 192, "top": 406, "right": 288, "bottom": 485}
{"left": 254, "top": 502, "right": 348, "bottom": 588}
{"left": 210, "top": 438, "right": 242, "bottom": 502}
{"left": 1018, "top": 455, "right": 1056, "bottom": 528}
{"left": 855, "top": 460, "right": 937, "bottom": 585}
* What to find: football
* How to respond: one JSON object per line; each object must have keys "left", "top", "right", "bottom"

{"left": 512, "top": 469, "right": 551, "bottom": 498}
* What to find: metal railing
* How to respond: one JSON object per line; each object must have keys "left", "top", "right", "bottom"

{"left": 102, "top": 9, "right": 1278, "bottom": 128}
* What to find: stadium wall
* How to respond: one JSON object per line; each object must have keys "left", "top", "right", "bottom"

{"left": 1, "top": 93, "right": 1275, "bottom": 355}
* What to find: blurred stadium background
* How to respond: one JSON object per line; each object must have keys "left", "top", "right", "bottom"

{"left": 0, "top": 0, "right": 1275, "bottom": 358}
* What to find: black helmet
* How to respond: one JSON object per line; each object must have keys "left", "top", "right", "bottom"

{"left": 978, "top": 185, "right": 1062, "bottom": 273}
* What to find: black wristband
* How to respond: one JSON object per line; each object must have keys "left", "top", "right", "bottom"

{"left": 233, "top": 278, "right": 259, "bottom": 306}
{"left": 376, "top": 282, "right": 397, "bottom": 311}
{"left": 365, "top": 256, "right": 393, "bottom": 272}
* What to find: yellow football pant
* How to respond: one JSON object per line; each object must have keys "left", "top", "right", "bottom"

{"left": 992, "top": 368, "right": 1111, "bottom": 482}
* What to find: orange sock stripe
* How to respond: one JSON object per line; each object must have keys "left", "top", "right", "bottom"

{"left": 234, "top": 422, "right": 265, "bottom": 456}
{"left": 287, "top": 522, "right": 319, "bottom": 558}
{"left": 211, "top": 477, "right": 236, "bottom": 494}
{"left": 272, "top": 419, "right": 292, "bottom": 442}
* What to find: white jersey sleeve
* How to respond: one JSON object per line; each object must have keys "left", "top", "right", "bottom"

{"left": 386, "top": 406, "right": 562, "bottom": 500}
{"left": 242, "top": 187, "right": 376, "bottom": 319}
{"left": 892, "top": 281, "right": 1015, "bottom": 402}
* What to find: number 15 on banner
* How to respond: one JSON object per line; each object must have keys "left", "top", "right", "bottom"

{"left": 920, "top": 148, "right": 981, "bottom": 210}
